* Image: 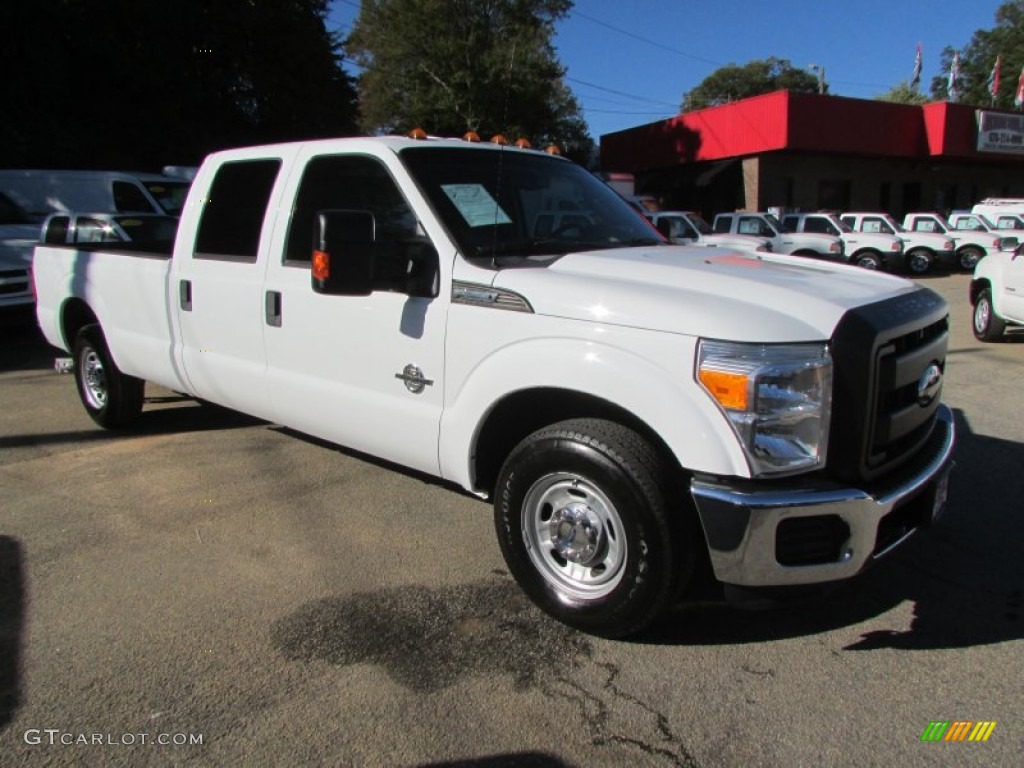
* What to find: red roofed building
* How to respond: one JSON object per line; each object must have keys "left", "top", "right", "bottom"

{"left": 599, "top": 90, "right": 1024, "bottom": 218}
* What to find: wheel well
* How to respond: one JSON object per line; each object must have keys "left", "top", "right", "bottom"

{"left": 791, "top": 249, "right": 816, "bottom": 257}
{"left": 906, "top": 246, "right": 935, "bottom": 257}
{"left": 472, "top": 387, "right": 680, "bottom": 499}
{"left": 60, "top": 298, "right": 99, "bottom": 350}
{"left": 957, "top": 244, "right": 983, "bottom": 254}
{"left": 969, "top": 277, "right": 991, "bottom": 306}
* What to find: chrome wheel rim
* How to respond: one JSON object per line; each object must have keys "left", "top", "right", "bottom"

{"left": 857, "top": 257, "right": 879, "bottom": 270}
{"left": 80, "top": 347, "right": 108, "bottom": 410}
{"left": 961, "top": 250, "right": 981, "bottom": 270}
{"left": 908, "top": 252, "right": 930, "bottom": 274}
{"left": 974, "top": 299, "right": 990, "bottom": 334}
{"left": 522, "top": 473, "right": 627, "bottom": 601}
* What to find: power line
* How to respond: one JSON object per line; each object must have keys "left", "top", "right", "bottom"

{"left": 566, "top": 77, "right": 680, "bottom": 109}
{"left": 570, "top": 9, "right": 722, "bottom": 67}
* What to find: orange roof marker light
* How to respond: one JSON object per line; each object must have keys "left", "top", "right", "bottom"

{"left": 544, "top": 144, "right": 561, "bottom": 156}
{"left": 490, "top": 134, "right": 509, "bottom": 145}
{"left": 462, "top": 131, "right": 481, "bottom": 142}
{"left": 408, "top": 128, "right": 428, "bottom": 140}
{"left": 514, "top": 138, "right": 532, "bottom": 149}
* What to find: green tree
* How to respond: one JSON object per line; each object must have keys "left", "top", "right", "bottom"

{"left": 347, "top": 0, "right": 592, "bottom": 162}
{"left": 876, "top": 81, "right": 930, "bottom": 105}
{"left": 681, "top": 57, "right": 823, "bottom": 112}
{"left": 929, "top": 1, "right": 1024, "bottom": 107}
{"left": 0, "top": 0, "right": 358, "bottom": 169}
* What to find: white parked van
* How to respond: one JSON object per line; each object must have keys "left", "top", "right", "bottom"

{"left": 0, "top": 170, "right": 190, "bottom": 221}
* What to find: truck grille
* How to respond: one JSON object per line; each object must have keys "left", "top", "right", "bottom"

{"left": 827, "top": 288, "right": 949, "bottom": 484}
{"left": 0, "top": 268, "right": 31, "bottom": 297}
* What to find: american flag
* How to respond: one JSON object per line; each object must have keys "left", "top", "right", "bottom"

{"left": 911, "top": 43, "right": 922, "bottom": 89}
{"left": 987, "top": 55, "right": 1002, "bottom": 100}
{"left": 947, "top": 52, "right": 961, "bottom": 102}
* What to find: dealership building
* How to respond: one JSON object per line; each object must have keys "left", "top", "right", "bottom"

{"left": 599, "top": 90, "right": 1024, "bottom": 219}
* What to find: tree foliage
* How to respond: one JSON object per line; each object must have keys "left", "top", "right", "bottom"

{"left": 347, "top": 0, "right": 592, "bottom": 161}
{"left": 0, "top": 0, "right": 358, "bottom": 169}
{"left": 681, "top": 57, "right": 822, "bottom": 112}
{"left": 875, "top": 81, "right": 929, "bottom": 105}
{"left": 929, "top": 1, "right": 1024, "bottom": 107}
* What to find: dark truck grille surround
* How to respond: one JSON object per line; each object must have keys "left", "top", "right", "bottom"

{"left": 827, "top": 287, "right": 950, "bottom": 485}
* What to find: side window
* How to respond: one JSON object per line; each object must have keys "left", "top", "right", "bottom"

{"left": 44, "top": 216, "right": 71, "bottom": 244}
{"left": 839, "top": 215, "right": 855, "bottom": 229}
{"left": 912, "top": 219, "right": 934, "bottom": 233}
{"left": 112, "top": 181, "right": 154, "bottom": 213}
{"left": 954, "top": 217, "right": 982, "bottom": 231}
{"left": 285, "top": 154, "right": 423, "bottom": 292}
{"left": 863, "top": 217, "right": 887, "bottom": 233}
{"left": 675, "top": 219, "right": 698, "bottom": 239}
{"left": 738, "top": 217, "right": 763, "bottom": 236}
{"left": 712, "top": 217, "right": 731, "bottom": 234}
{"left": 195, "top": 159, "right": 281, "bottom": 261}
{"left": 803, "top": 217, "right": 836, "bottom": 235}
{"left": 996, "top": 216, "right": 1020, "bottom": 229}
{"left": 780, "top": 216, "right": 797, "bottom": 232}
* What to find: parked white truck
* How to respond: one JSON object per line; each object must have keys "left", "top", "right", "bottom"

{"left": 969, "top": 238, "right": 1024, "bottom": 341}
{"left": 902, "top": 212, "right": 1004, "bottom": 271}
{"left": 779, "top": 212, "right": 903, "bottom": 271}
{"left": 646, "top": 210, "right": 771, "bottom": 254}
{"left": 711, "top": 211, "right": 844, "bottom": 261}
{"left": 840, "top": 212, "right": 956, "bottom": 274}
{"left": 33, "top": 135, "right": 955, "bottom": 637}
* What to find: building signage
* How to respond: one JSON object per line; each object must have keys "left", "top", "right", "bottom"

{"left": 976, "top": 110, "right": 1024, "bottom": 154}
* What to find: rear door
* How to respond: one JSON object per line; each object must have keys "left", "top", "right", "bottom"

{"left": 174, "top": 152, "right": 297, "bottom": 419}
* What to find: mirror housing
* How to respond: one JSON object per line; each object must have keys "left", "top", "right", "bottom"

{"left": 997, "top": 235, "right": 1019, "bottom": 252}
{"left": 312, "top": 210, "right": 375, "bottom": 296}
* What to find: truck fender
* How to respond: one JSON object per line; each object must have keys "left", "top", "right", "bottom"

{"left": 437, "top": 337, "right": 750, "bottom": 494}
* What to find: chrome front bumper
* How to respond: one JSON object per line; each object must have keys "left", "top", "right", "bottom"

{"left": 690, "top": 405, "right": 955, "bottom": 587}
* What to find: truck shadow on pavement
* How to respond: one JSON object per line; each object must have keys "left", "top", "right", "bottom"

{"left": 646, "top": 407, "right": 1023, "bottom": 650}
{"left": 0, "top": 536, "right": 25, "bottom": 731}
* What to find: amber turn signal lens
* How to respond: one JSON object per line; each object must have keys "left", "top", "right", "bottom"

{"left": 312, "top": 249, "right": 330, "bottom": 280}
{"left": 697, "top": 369, "right": 749, "bottom": 410}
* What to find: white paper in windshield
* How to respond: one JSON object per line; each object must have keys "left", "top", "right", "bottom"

{"left": 441, "top": 184, "right": 512, "bottom": 228}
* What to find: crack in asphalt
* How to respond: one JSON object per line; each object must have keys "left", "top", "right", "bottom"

{"left": 271, "top": 576, "right": 700, "bottom": 766}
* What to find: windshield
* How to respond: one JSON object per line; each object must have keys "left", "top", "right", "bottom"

{"left": 142, "top": 180, "right": 190, "bottom": 217}
{"left": 689, "top": 214, "right": 713, "bottom": 234}
{"left": 399, "top": 147, "right": 663, "bottom": 261}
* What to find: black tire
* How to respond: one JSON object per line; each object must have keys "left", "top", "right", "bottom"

{"left": 494, "top": 418, "right": 694, "bottom": 638}
{"left": 972, "top": 289, "right": 1006, "bottom": 342}
{"left": 958, "top": 246, "right": 983, "bottom": 271}
{"left": 72, "top": 324, "right": 144, "bottom": 428}
{"left": 905, "top": 248, "right": 933, "bottom": 275}
{"left": 854, "top": 250, "right": 882, "bottom": 270}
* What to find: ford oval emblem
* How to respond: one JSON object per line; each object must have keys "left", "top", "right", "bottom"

{"left": 917, "top": 363, "right": 943, "bottom": 407}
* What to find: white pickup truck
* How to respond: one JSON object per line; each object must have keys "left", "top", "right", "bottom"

{"left": 903, "top": 212, "right": 1005, "bottom": 271}
{"left": 970, "top": 238, "right": 1024, "bottom": 341}
{"left": 711, "top": 211, "right": 844, "bottom": 261}
{"left": 840, "top": 212, "right": 956, "bottom": 274}
{"left": 646, "top": 210, "right": 771, "bottom": 254}
{"left": 34, "top": 135, "right": 955, "bottom": 637}
{"left": 779, "top": 212, "right": 903, "bottom": 271}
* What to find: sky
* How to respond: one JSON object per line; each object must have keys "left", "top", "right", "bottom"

{"left": 327, "top": 0, "right": 1008, "bottom": 140}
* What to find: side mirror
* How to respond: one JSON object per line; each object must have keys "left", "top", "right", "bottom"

{"left": 998, "top": 236, "right": 1019, "bottom": 252}
{"left": 312, "top": 210, "right": 375, "bottom": 296}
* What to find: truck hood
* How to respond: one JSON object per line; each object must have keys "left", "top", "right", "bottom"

{"left": 491, "top": 245, "right": 918, "bottom": 342}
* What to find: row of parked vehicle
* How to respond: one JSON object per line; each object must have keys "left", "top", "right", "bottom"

{"left": 0, "top": 170, "right": 189, "bottom": 316}
{"left": 641, "top": 203, "right": 1023, "bottom": 276}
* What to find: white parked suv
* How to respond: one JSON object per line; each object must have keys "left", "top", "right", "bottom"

{"left": 970, "top": 239, "right": 1024, "bottom": 341}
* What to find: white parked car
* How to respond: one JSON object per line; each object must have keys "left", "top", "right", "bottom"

{"left": 970, "top": 238, "right": 1024, "bottom": 341}
{"left": 840, "top": 212, "right": 956, "bottom": 274}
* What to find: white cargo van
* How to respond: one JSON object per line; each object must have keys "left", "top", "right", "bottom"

{"left": 0, "top": 170, "right": 190, "bottom": 220}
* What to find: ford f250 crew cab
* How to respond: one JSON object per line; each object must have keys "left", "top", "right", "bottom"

{"left": 779, "top": 212, "right": 903, "bottom": 271}
{"left": 840, "top": 212, "right": 956, "bottom": 274}
{"left": 903, "top": 212, "right": 1004, "bottom": 271}
{"left": 712, "top": 211, "right": 844, "bottom": 261}
{"left": 34, "top": 135, "right": 955, "bottom": 637}
{"left": 969, "top": 238, "right": 1024, "bottom": 341}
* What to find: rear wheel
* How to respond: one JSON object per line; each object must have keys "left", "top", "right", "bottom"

{"left": 494, "top": 418, "right": 694, "bottom": 638}
{"left": 958, "top": 246, "right": 983, "bottom": 271}
{"left": 905, "top": 248, "right": 933, "bottom": 275}
{"left": 973, "top": 289, "right": 1005, "bottom": 342}
{"left": 73, "top": 325, "right": 144, "bottom": 428}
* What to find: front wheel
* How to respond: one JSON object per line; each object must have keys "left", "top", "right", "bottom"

{"left": 973, "top": 289, "right": 1006, "bottom": 342}
{"left": 958, "top": 247, "right": 983, "bottom": 271}
{"left": 854, "top": 251, "right": 883, "bottom": 270}
{"left": 905, "top": 248, "right": 933, "bottom": 275}
{"left": 72, "top": 324, "right": 144, "bottom": 428}
{"left": 494, "top": 419, "right": 694, "bottom": 638}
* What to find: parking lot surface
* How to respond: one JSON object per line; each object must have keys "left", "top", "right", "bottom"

{"left": 1, "top": 272, "right": 1021, "bottom": 767}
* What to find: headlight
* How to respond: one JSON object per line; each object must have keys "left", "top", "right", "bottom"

{"left": 696, "top": 340, "right": 832, "bottom": 477}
